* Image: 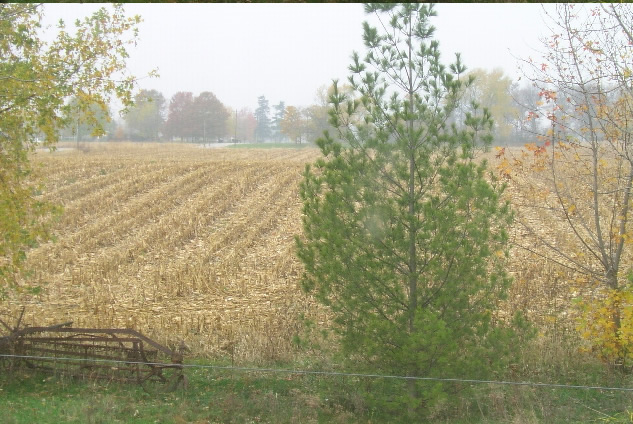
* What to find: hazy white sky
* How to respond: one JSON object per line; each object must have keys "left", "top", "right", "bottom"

{"left": 41, "top": 3, "right": 554, "bottom": 111}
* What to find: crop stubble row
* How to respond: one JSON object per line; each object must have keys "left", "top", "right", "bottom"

{"left": 10, "top": 144, "right": 579, "bottom": 360}
{"left": 9, "top": 144, "right": 323, "bottom": 361}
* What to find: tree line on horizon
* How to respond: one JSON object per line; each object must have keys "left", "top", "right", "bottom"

{"left": 60, "top": 88, "right": 333, "bottom": 144}
{"left": 60, "top": 70, "right": 548, "bottom": 146}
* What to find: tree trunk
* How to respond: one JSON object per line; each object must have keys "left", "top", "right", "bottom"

{"left": 406, "top": 9, "right": 419, "bottom": 419}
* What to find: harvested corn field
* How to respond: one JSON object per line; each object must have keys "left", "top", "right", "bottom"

{"left": 6, "top": 143, "right": 322, "bottom": 362}
{"left": 5, "top": 142, "right": 586, "bottom": 364}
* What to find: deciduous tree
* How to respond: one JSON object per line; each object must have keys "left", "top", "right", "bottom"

{"left": 303, "top": 85, "right": 341, "bottom": 144}
{"left": 510, "top": 83, "right": 542, "bottom": 144}
{"left": 192, "top": 91, "right": 228, "bottom": 143}
{"left": 124, "top": 89, "right": 166, "bottom": 141}
{"left": 165, "top": 91, "right": 194, "bottom": 142}
{"left": 0, "top": 4, "right": 146, "bottom": 292}
{"left": 228, "top": 107, "right": 256, "bottom": 142}
{"left": 458, "top": 68, "right": 518, "bottom": 144}
{"left": 280, "top": 106, "right": 305, "bottom": 143}
{"left": 502, "top": 3, "right": 633, "bottom": 366}
{"left": 60, "top": 96, "right": 116, "bottom": 142}
{"left": 297, "top": 3, "right": 527, "bottom": 418}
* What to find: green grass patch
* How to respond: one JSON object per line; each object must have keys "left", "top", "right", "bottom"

{"left": 1, "top": 355, "right": 632, "bottom": 423}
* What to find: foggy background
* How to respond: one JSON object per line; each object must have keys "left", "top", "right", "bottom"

{"left": 40, "top": 3, "right": 552, "bottom": 111}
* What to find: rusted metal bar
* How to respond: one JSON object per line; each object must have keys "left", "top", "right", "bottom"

{"left": 18, "top": 346, "right": 148, "bottom": 362}
{"left": 0, "top": 319, "right": 186, "bottom": 393}
{"left": 24, "top": 337, "right": 145, "bottom": 343}
{"left": 9, "top": 327, "right": 178, "bottom": 358}
{"left": 0, "top": 318, "right": 12, "bottom": 333}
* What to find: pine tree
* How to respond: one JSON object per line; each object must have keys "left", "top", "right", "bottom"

{"left": 271, "top": 101, "right": 286, "bottom": 142}
{"left": 254, "top": 95, "right": 271, "bottom": 142}
{"left": 296, "top": 3, "right": 528, "bottom": 417}
{"left": 123, "top": 89, "right": 166, "bottom": 141}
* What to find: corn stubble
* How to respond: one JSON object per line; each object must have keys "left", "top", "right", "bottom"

{"left": 8, "top": 143, "right": 582, "bottom": 364}
{"left": 7, "top": 143, "right": 326, "bottom": 363}
{"left": 494, "top": 147, "right": 598, "bottom": 346}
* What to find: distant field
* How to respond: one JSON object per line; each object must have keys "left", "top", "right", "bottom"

{"left": 8, "top": 142, "right": 323, "bottom": 362}
{"left": 229, "top": 142, "right": 315, "bottom": 149}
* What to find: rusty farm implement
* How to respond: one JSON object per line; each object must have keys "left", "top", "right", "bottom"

{"left": 0, "top": 310, "right": 186, "bottom": 393}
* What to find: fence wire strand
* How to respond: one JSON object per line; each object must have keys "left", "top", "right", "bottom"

{"left": 1, "top": 353, "right": 632, "bottom": 393}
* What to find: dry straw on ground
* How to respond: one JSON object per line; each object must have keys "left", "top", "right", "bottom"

{"left": 6, "top": 142, "right": 580, "bottom": 362}
{"left": 7, "top": 143, "right": 326, "bottom": 362}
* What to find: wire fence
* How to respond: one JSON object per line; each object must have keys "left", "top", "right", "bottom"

{"left": 1, "top": 353, "right": 632, "bottom": 393}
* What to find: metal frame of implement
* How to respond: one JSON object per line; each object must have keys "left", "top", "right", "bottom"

{"left": 0, "top": 312, "right": 186, "bottom": 393}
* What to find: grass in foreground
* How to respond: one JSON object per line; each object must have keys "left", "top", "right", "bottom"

{"left": 1, "top": 356, "right": 632, "bottom": 424}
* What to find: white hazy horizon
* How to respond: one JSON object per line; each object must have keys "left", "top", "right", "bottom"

{"left": 40, "top": 3, "right": 554, "bottom": 112}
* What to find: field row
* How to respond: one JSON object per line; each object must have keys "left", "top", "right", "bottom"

{"left": 7, "top": 142, "right": 588, "bottom": 361}
{"left": 10, "top": 144, "right": 323, "bottom": 360}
